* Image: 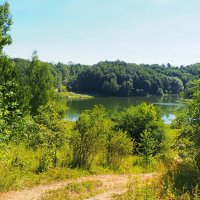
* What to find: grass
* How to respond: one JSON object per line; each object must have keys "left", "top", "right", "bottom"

{"left": 165, "top": 125, "right": 179, "bottom": 141}
{"left": 112, "top": 174, "right": 161, "bottom": 200}
{"left": 59, "top": 91, "right": 94, "bottom": 99}
{"left": 112, "top": 171, "right": 196, "bottom": 200}
{"left": 41, "top": 180, "right": 104, "bottom": 200}
{"left": 0, "top": 167, "right": 90, "bottom": 192}
{"left": 0, "top": 143, "right": 91, "bottom": 192}
{"left": 0, "top": 126, "right": 180, "bottom": 193}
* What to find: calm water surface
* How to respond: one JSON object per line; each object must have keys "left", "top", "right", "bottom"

{"left": 66, "top": 95, "right": 185, "bottom": 124}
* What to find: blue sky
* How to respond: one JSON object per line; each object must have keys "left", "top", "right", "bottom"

{"left": 4, "top": 0, "right": 200, "bottom": 65}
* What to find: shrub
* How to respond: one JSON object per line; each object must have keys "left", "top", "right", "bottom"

{"left": 114, "top": 103, "right": 166, "bottom": 156}
{"left": 163, "top": 161, "right": 200, "bottom": 196}
{"left": 71, "top": 105, "right": 134, "bottom": 169}
{"left": 106, "top": 130, "right": 133, "bottom": 168}
{"left": 138, "top": 130, "right": 156, "bottom": 165}
{"left": 71, "top": 105, "right": 110, "bottom": 168}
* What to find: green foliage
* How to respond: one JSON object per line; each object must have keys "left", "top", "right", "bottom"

{"left": 19, "top": 101, "right": 70, "bottom": 170}
{"left": 115, "top": 103, "right": 166, "bottom": 157}
{"left": 156, "top": 88, "right": 164, "bottom": 96}
{"left": 175, "top": 79, "right": 200, "bottom": 162}
{"left": 163, "top": 161, "right": 200, "bottom": 197}
{"left": 115, "top": 103, "right": 158, "bottom": 141}
{"left": 35, "top": 101, "right": 69, "bottom": 167}
{"left": 106, "top": 130, "right": 133, "bottom": 168}
{"left": 0, "top": 2, "right": 12, "bottom": 52}
{"left": 71, "top": 105, "right": 133, "bottom": 169}
{"left": 12, "top": 59, "right": 199, "bottom": 97}
{"left": 113, "top": 175, "right": 162, "bottom": 200}
{"left": 0, "top": 143, "right": 90, "bottom": 192}
{"left": 14, "top": 58, "right": 32, "bottom": 113}
{"left": 173, "top": 162, "right": 200, "bottom": 195}
{"left": 67, "top": 61, "right": 199, "bottom": 96}
{"left": 183, "top": 81, "right": 196, "bottom": 99}
{"left": 170, "top": 77, "right": 184, "bottom": 94}
{"left": 165, "top": 78, "right": 200, "bottom": 197}
{"left": 138, "top": 130, "right": 156, "bottom": 165}
{"left": 36, "top": 151, "right": 53, "bottom": 174}
{"left": 71, "top": 105, "right": 110, "bottom": 168}
{"left": 29, "top": 51, "right": 53, "bottom": 115}
{"left": 0, "top": 56, "right": 21, "bottom": 142}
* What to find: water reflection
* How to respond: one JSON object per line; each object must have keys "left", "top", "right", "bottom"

{"left": 65, "top": 95, "right": 185, "bottom": 124}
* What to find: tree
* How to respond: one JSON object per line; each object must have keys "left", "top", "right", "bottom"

{"left": 66, "top": 61, "right": 198, "bottom": 97}
{"left": 0, "top": 2, "right": 12, "bottom": 52}
{"left": 187, "top": 80, "right": 200, "bottom": 161}
{"left": 138, "top": 130, "right": 156, "bottom": 165}
{"left": 71, "top": 105, "right": 109, "bottom": 168}
{"left": 18, "top": 101, "right": 69, "bottom": 172}
{"left": 0, "top": 2, "right": 22, "bottom": 142}
{"left": 114, "top": 103, "right": 165, "bottom": 155}
{"left": 14, "top": 58, "right": 32, "bottom": 113}
{"left": 34, "top": 101, "right": 68, "bottom": 168}
{"left": 29, "top": 51, "right": 53, "bottom": 115}
{"left": 0, "top": 56, "right": 21, "bottom": 142}
{"left": 170, "top": 77, "right": 184, "bottom": 94}
{"left": 156, "top": 88, "right": 164, "bottom": 96}
{"left": 71, "top": 105, "right": 133, "bottom": 168}
{"left": 166, "top": 79, "right": 200, "bottom": 196}
{"left": 176, "top": 79, "right": 200, "bottom": 160}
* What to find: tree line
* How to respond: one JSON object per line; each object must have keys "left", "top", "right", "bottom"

{"left": 13, "top": 59, "right": 200, "bottom": 97}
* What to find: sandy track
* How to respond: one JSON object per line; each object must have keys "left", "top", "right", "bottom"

{"left": 86, "top": 173, "right": 155, "bottom": 200}
{"left": 0, "top": 173, "right": 155, "bottom": 200}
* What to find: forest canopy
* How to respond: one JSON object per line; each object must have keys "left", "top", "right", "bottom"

{"left": 13, "top": 59, "right": 200, "bottom": 97}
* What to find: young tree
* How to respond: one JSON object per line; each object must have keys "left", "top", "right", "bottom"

{"left": 29, "top": 51, "right": 53, "bottom": 115}
{"left": 138, "top": 130, "right": 156, "bottom": 165}
{"left": 71, "top": 105, "right": 109, "bottom": 168}
{"left": 0, "top": 56, "right": 21, "bottom": 142}
{"left": 34, "top": 101, "right": 68, "bottom": 168}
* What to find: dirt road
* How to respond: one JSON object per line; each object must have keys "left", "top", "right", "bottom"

{"left": 0, "top": 173, "right": 155, "bottom": 200}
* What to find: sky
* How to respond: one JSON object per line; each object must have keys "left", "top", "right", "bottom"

{"left": 4, "top": 0, "right": 200, "bottom": 66}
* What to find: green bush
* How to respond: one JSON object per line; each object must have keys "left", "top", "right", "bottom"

{"left": 163, "top": 161, "right": 200, "bottom": 196}
{"left": 71, "top": 105, "right": 134, "bottom": 169}
{"left": 71, "top": 105, "right": 109, "bottom": 168}
{"left": 114, "top": 103, "right": 166, "bottom": 156}
{"left": 106, "top": 130, "right": 133, "bottom": 168}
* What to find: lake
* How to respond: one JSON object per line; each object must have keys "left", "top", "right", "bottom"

{"left": 66, "top": 95, "right": 185, "bottom": 124}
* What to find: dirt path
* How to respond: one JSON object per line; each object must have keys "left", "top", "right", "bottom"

{"left": 0, "top": 173, "right": 155, "bottom": 200}
{"left": 86, "top": 173, "right": 155, "bottom": 200}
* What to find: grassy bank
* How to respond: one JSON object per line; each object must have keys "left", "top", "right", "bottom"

{"left": 59, "top": 92, "right": 94, "bottom": 100}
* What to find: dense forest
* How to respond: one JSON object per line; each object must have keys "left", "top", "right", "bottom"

{"left": 13, "top": 58, "right": 200, "bottom": 97}
{"left": 67, "top": 61, "right": 200, "bottom": 96}
{"left": 1, "top": 2, "right": 200, "bottom": 200}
